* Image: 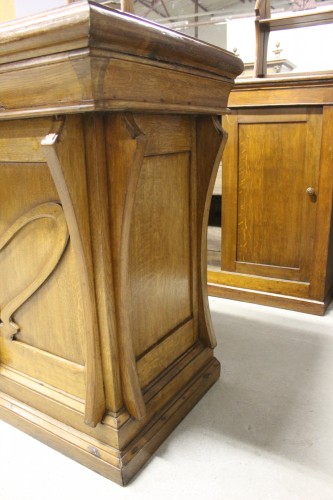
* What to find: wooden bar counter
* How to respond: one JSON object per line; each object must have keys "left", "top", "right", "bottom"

{"left": 0, "top": 1, "right": 243, "bottom": 485}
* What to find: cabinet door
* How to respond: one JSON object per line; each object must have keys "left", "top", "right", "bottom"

{"left": 221, "top": 107, "right": 322, "bottom": 292}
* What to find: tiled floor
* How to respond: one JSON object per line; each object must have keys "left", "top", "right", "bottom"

{"left": 1, "top": 297, "right": 333, "bottom": 500}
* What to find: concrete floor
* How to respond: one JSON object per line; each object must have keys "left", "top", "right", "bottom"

{"left": 1, "top": 297, "right": 333, "bottom": 500}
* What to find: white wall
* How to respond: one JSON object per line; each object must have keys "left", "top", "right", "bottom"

{"left": 14, "top": 0, "right": 67, "bottom": 18}
{"left": 226, "top": 15, "right": 333, "bottom": 73}
{"left": 226, "top": 17, "right": 256, "bottom": 63}
{"left": 267, "top": 24, "right": 333, "bottom": 73}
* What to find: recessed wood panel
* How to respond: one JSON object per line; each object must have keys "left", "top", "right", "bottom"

{"left": 0, "top": 162, "right": 86, "bottom": 369}
{"left": 133, "top": 114, "right": 191, "bottom": 156}
{"left": 0, "top": 118, "right": 52, "bottom": 162}
{"left": 237, "top": 121, "right": 305, "bottom": 269}
{"left": 129, "top": 152, "right": 193, "bottom": 358}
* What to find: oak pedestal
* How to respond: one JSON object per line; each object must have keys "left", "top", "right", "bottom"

{"left": 0, "top": 1, "right": 242, "bottom": 485}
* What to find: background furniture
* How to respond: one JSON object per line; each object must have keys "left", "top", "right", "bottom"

{"left": 254, "top": 0, "right": 333, "bottom": 77}
{"left": 0, "top": 0, "right": 242, "bottom": 485}
{"left": 208, "top": 76, "right": 333, "bottom": 315}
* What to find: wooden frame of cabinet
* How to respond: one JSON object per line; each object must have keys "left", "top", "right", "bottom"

{"left": 208, "top": 76, "right": 333, "bottom": 315}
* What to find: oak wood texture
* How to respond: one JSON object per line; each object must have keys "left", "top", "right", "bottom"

{"left": 0, "top": 1, "right": 241, "bottom": 486}
{"left": 208, "top": 77, "right": 333, "bottom": 315}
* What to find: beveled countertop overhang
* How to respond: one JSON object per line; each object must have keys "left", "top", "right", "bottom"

{"left": 0, "top": 1, "right": 244, "bottom": 118}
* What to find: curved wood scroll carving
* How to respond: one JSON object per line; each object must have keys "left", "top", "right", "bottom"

{"left": 107, "top": 112, "right": 147, "bottom": 421}
{"left": 0, "top": 202, "right": 69, "bottom": 340}
{"left": 41, "top": 121, "right": 105, "bottom": 427}
{"left": 196, "top": 116, "right": 228, "bottom": 348}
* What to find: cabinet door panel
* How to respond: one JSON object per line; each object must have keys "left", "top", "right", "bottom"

{"left": 222, "top": 108, "right": 322, "bottom": 284}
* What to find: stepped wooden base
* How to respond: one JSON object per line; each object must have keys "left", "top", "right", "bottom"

{"left": 0, "top": 354, "right": 220, "bottom": 486}
{"left": 208, "top": 283, "right": 333, "bottom": 316}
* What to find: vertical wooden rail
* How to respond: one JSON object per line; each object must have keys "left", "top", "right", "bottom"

{"left": 254, "top": 0, "right": 270, "bottom": 77}
{"left": 194, "top": 0, "right": 199, "bottom": 38}
{"left": 121, "top": 0, "right": 135, "bottom": 13}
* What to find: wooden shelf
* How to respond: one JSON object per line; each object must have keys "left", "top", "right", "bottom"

{"left": 259, "top": 7, "right": 333, "bottom": 31}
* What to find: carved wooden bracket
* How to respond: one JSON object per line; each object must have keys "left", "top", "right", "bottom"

{"left": 0, "top": 202, "right": 69, "bottom": 340}
{"left": 196, "top": 116, "right": 228, "bottom": 349}
{"left": 106, "top": 112, "right": 147, "bottom": 421}
{"left": 42, "top": 120, "right": 106, "bottom": 427}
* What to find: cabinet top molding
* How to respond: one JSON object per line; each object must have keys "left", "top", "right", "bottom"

{"left": 0, "top": 1, "right": 243, "bottom": 118}
{"left": 229, "top": 74, "right": 333, "bottom": 107}
{"left": 0, "top": 1, "right": 243, "bottom": 79}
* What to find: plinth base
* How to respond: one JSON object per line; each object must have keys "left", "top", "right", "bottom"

{"left": 208, "top": 283, "right": 332, "bottom": 316}
{"left": 0, "top": 357, "right": 220, "bottom": 486}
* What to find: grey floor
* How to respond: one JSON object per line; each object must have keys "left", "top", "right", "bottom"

{"left": 1, "top": 296, "right": 333, "bottom": 500}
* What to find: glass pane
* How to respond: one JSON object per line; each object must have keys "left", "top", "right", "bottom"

{"left": 132, "top": 0, "right": 333, "bottom": 76}
{"left": 226, "top": 17, "right": 256, "bottom": 75}
{"left": 133, "top": 0, "right": 255, "bottom": 51}
{"left": 267, "top": 24, "right": 333, "bottom": 74}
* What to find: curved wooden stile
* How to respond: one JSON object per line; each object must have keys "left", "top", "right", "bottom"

{"left": 0, "top": 202, "right": 69, "bottom": 339}
{"left": 41, "top": 121, "right": 105, "bottom": 427}
{"left": 196, "top": 115, "right": 228, "bottom": 349}
{"left": 107, "top": 112, "right": 147, "bottom": 421}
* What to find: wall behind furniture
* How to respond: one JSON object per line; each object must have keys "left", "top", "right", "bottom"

{"left": 0, "top": 0, "right": 15, "bottom": 21}
{"left": 227, "top": 15, "right": 333, "bottom": 74}
{"left": 14, "top": 0, "right": 66, "bottom": 17}
{"left": 0, "top": 0, "right": 67, "bottom": 21}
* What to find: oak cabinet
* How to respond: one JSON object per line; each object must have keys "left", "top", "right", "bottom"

{"left": 0, "top": 0, "right": 242, "bottom": 486}
{"left": 208, "top": 78, "right": 333, "bottom": 315}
